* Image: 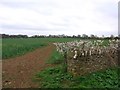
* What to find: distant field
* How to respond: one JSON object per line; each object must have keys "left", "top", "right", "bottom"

{"left": 2, "top": 38, "right": 79, "bottom": 59}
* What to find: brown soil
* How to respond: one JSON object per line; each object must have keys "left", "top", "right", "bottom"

{"left": 2, "top": 44, "right": 55, "bottom": 88}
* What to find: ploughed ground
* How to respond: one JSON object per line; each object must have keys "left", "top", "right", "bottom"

{"left": 2, "top": 44, "right": 55, "bottom": 88}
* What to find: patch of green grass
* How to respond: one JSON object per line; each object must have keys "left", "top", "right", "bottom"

{"left": 47, "top": 50, "right": 64, "bottom": 64}
{"left": 35, "top": 65, "right": 73, "bottom": 88}
{"left": 34, "top": 65, "right": 119, "bottom": 88}
{"left": 72, "top": 67, "right": 118, "bottom": 88}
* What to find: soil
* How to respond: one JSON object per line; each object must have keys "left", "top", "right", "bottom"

{"left": 2, "top": 44, "right": 55, "bottom": 88}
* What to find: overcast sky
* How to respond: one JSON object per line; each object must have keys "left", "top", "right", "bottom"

{"left": 0, "top": 0, "right": 119, "bottom": 36}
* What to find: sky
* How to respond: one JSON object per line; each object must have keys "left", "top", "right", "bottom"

{"left": 0, "top": 0, "right": 119, "bottom": 37}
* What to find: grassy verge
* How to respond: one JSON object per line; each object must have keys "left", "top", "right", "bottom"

{"left": 47, "top": 50, "right": 64, "bottom": 64}
{"left": 72, "top": 67, "right": 118, "bottom": 88}
{"left": 34, "top": 50, "right": 119, "bottom": 88}
{"left": 35, "top": 65, "right": 118, "bottom": 88}
{"left": 35, "top": 65, "right": 73, "bottom": 88}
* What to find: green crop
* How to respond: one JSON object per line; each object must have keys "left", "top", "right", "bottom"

{"left": 2, "top": 38, "right": 79, "bottom": 59}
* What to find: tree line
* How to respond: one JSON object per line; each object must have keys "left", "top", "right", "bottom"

{"left": 1, "top": 34, "right": 119, "bottom": 39}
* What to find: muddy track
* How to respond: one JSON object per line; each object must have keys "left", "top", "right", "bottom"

{"left": 2, "top": 44, "right": 55, "bottom": 88}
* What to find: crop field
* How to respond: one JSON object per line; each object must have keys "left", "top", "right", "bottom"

{"left": 2, "top": 38, "right": 79, "bottom": 59}
{"left": 2, "top": 38, "right": 119, "bottom": 88}
{"left": 2, "top": 38, "right": 46, "bottom": 59}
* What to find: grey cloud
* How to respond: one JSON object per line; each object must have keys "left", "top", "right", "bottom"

{"left": 30, "top": 7, "right": 54, "bottom": 16}
{"left": 96, "top": 2, "right": 117, "bottom": 18}
{"left": 1, "top": 24, "right": 50, "bottom": 31}
{"left": 0, "top": 1, "right": 33, "bottom": 8}
{"left": 63, "top": 16, "right": 84, "bottom": 22}
{"left": 0, "top": 0, "right": 118, "bottom": 36}
{"left": 50, "top": 22, "right": 70, "bottom": 27}
{"left": 1, "top": 24, "right": 67, "bottom": 32}
{"left": 0, "top": 0, "right": 59, "bottom": 8}
{"left": 0, "top": 0, "right": 58, "bottom": 16}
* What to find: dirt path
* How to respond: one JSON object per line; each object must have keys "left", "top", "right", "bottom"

{"left": 2, "top": 44, "right": 55, "bottom": 88}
